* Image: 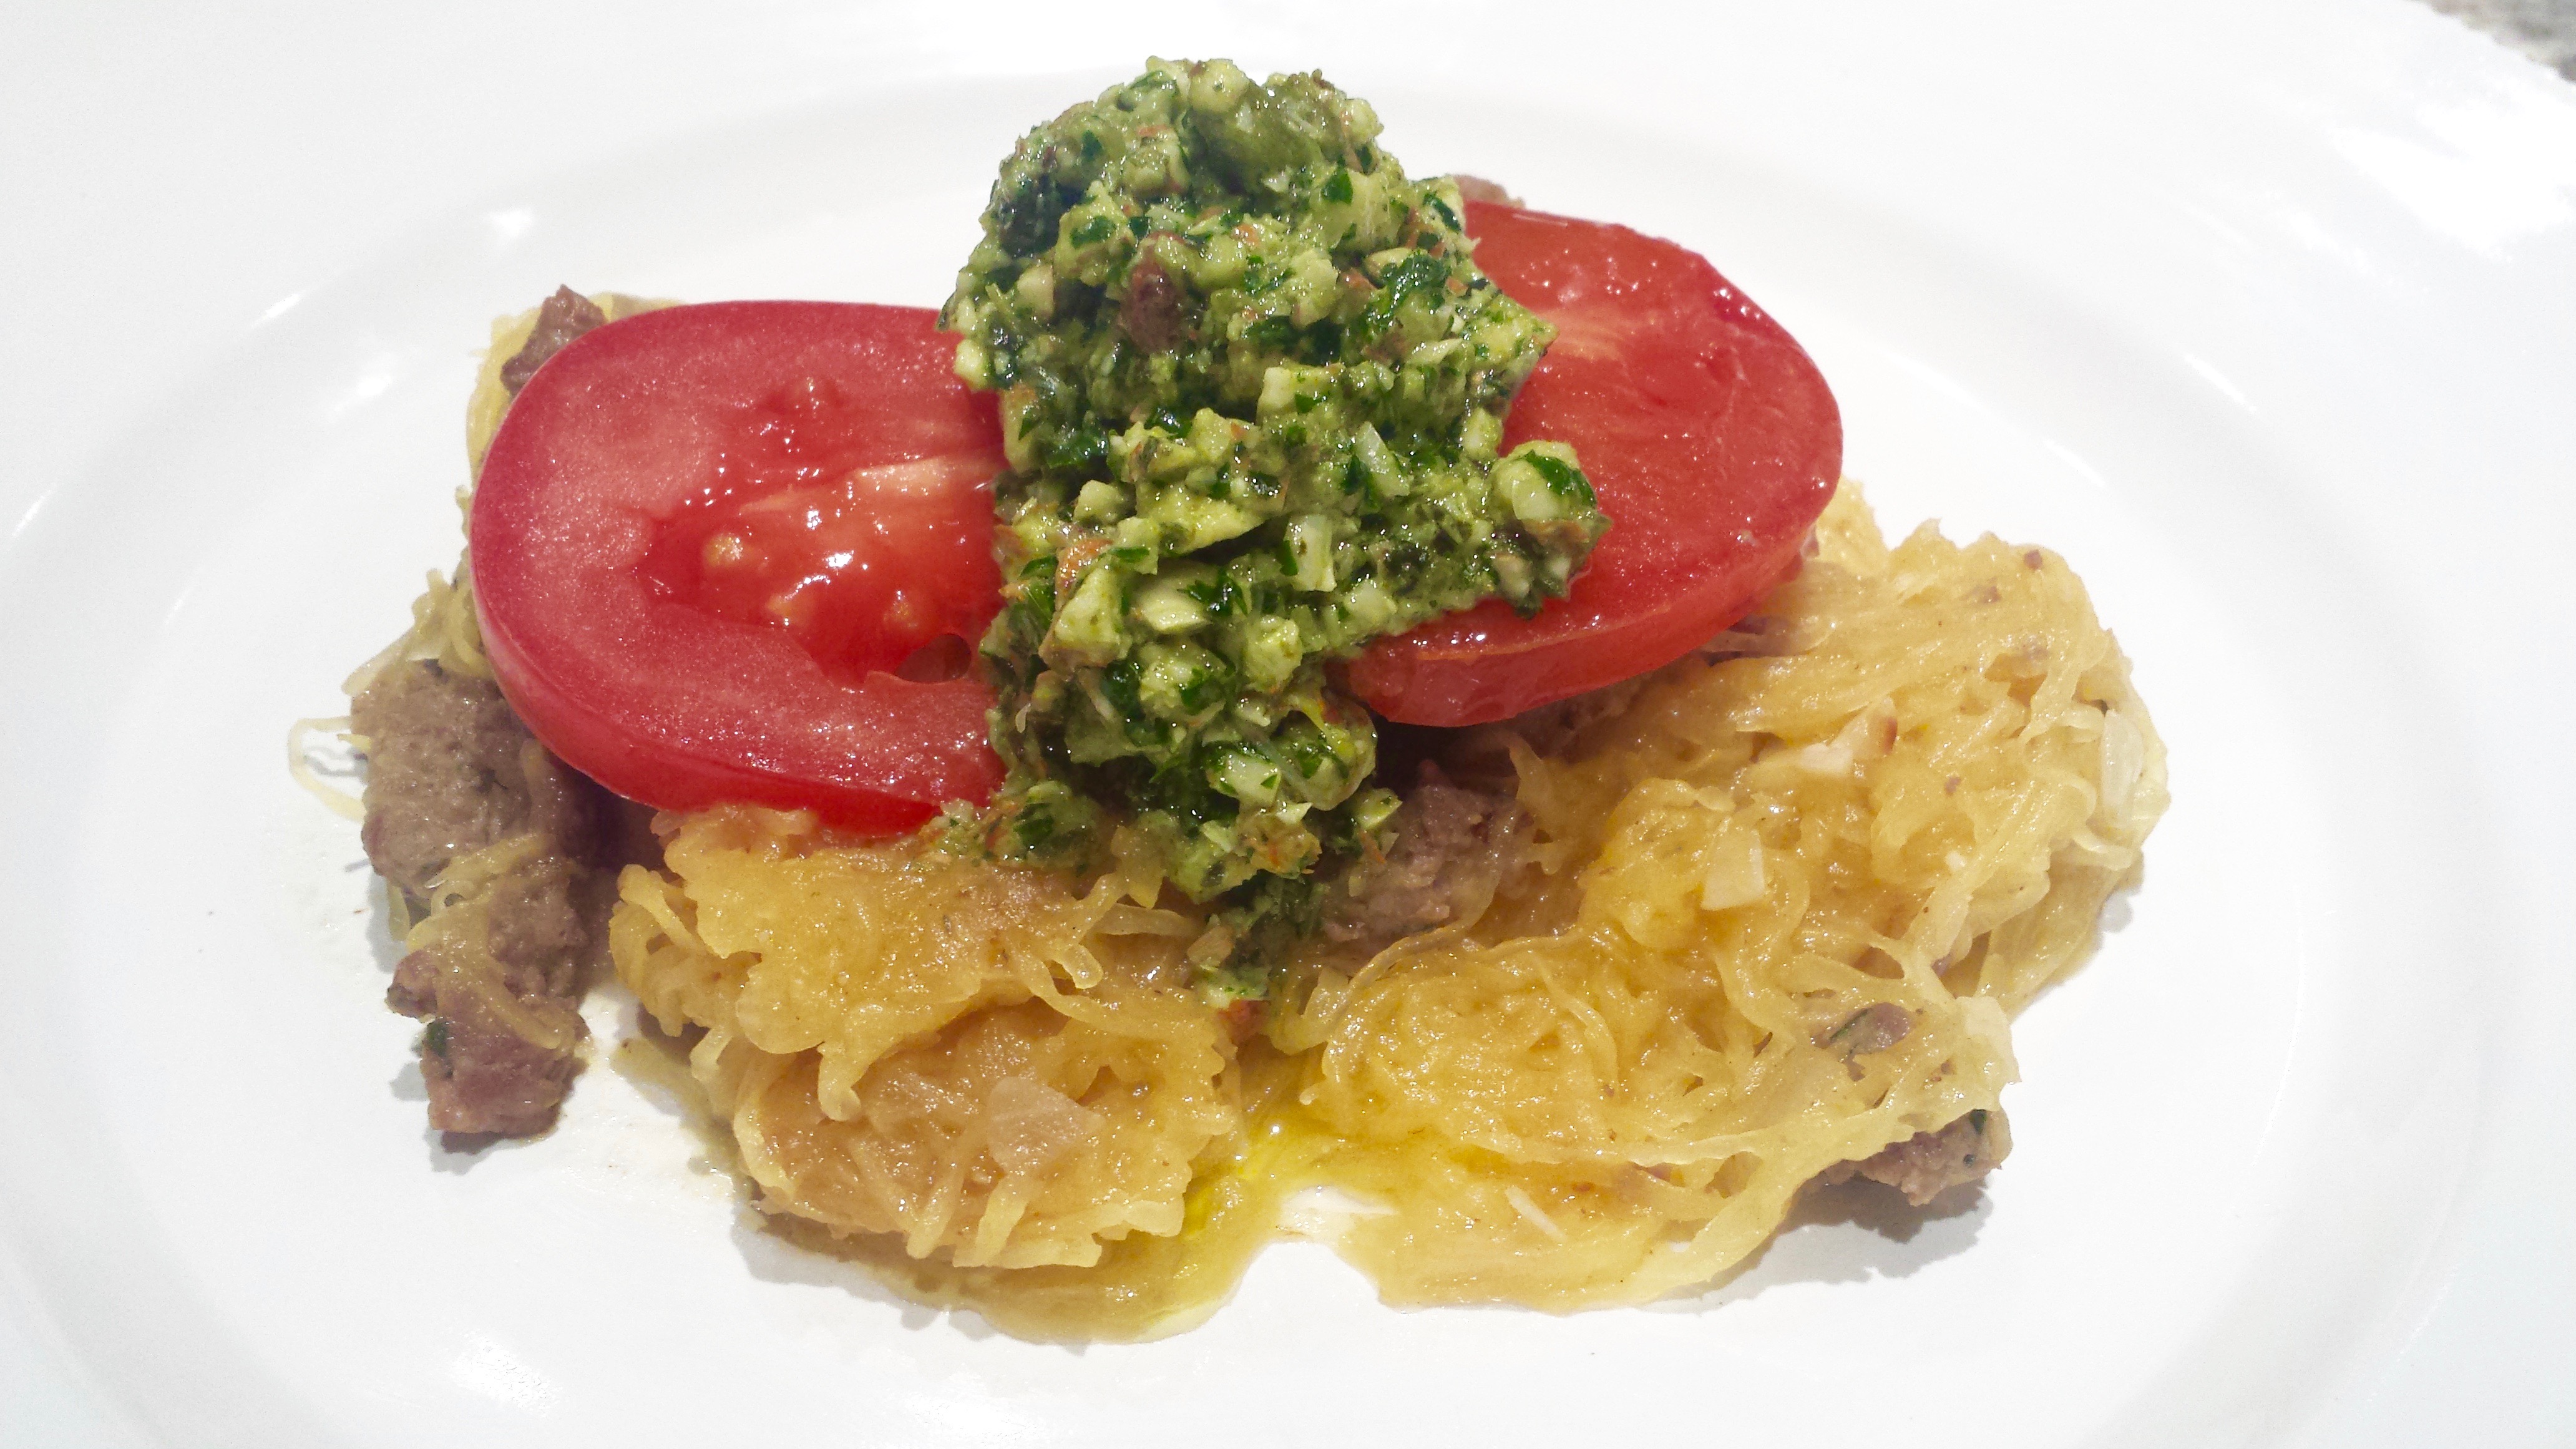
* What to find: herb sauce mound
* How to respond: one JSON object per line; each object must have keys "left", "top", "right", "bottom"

{"left": 942, "top": 59, "right": 1606, "bottom": 957}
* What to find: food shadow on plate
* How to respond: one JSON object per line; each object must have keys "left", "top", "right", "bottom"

{"left": 425, "top": 1123, "right": 552, "bottom": 1170}
{"left": 607, "top": 1009, "right": 983, "bottom": 1338}
{"left": 606, "top": 1001, "right": 2006, "bottom": 1337}
{"left": 353, "top": 857, "right": 411, "bottom": 977}
{"left": 1650, "top": 1176, "right": 1994, "bottom": 1315}
{"left": 2004, "top": 861, "right": 2149, "bottom": 1018}
{"left": 1379, "top": 1174, "right": 1992, "bottom": 1329}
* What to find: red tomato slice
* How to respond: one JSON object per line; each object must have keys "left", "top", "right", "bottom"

{"left": 471, "top": 301, "right": 1007, "bottom": 832}
{"left": 1346, "top": 201, "right": 1842, "bottom": 725}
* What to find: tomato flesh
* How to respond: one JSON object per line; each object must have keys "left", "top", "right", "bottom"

{"left": 471, "top": 301, "right": 1007, "bottom": 831}
{"left": 471, "top": 213, "right": 1838, "bottom": 826}
{"left": 633, "top": 400, "right": 998, "bottom": 683}
{"left": 1346, "top": 201, "right": 1842, "bottom": 725}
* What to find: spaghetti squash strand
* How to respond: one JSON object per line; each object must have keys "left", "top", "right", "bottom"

{"left": 608, "top": 485, "right": 2165, "bottom": 1330}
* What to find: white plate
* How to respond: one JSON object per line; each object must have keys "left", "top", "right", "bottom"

{"left": 4, "top": 2, "right": 2572, "bottom": 1445}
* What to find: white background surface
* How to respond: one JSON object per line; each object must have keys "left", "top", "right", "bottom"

{"left": 3, "top": 2, "right": 2572, "bottom": 1445}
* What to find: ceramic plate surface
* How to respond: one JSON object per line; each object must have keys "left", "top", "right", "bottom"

{"left": 3, "top": 2, "right": 2571, "bottom": 1445}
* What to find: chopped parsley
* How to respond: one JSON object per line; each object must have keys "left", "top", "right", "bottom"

{"left": 941, "top": 59, "right": 1606, "bottom": 987}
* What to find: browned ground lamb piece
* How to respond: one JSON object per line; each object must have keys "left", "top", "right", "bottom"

{"left": 1816, "top": 1108, "right": 2014, "bottom": 1207}
{"left": 1322, "top": 764, "right": 1531, "bottom": 954}
{"left": 353, "top": 656, "right": 612, "bottom": 1138}
{"left": 496, "top": 285, "right": 607, "bottom": 396}
{"left": 386, "top": 932, "right": 584, "bottom": 1139}
{"left": 352, "top": 660, "right": 593, "bottom": 898}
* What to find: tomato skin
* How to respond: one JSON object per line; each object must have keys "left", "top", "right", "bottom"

{"left": 472, "top": 216, "right": 1834, "bottom": 821}
{"left": 471, "top": 301, "right": 1007, "bottom": 832}
{"left": 1347, "top": 202, "right": 1842, "bottom": 725}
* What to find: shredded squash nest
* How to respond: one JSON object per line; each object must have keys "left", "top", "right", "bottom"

{"left": 609, "top": 484, "right": 2166, "bottom": 1337}
{"left": 614, "top": 808, "right": 1238, "bottom": 1270}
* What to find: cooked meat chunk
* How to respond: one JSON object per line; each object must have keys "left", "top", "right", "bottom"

{"left": 383, "top": 945, "right": 436, "bottom": 1021}
{"left": 352, "top": 660, "right": 596, "bottom": 899}
{"left": 1817, "top": 1108, "right": 2013, "bottom": 1207}
{"left": 384, "top": 891, "right": 594, "bottom": 1139}
{"left": 351, "top": 661, "right": 519, "bottom": 895}
{"left": 1506, "top": 671, "right": 1661, "bottom": 757}
{"left": 393, "top": 945, "right": 585, "bottom": 1138}
{"left": 1324, "top": 766, "right": 1530, "bottom": 954}
{"left": 354, "top": 655, "right": 612, "bottom": 1138}
{"left": 1120, "top": 251, "right": 1188, "bottom": 353}
{"left": 1830, "top": 1002, "right": 1915, "bottom": 1056}
{"left": 497, "top": 285, "right": 607, "bottom": 396}
{"left": 483, "top": 857, "right": 591, "bottom": 980}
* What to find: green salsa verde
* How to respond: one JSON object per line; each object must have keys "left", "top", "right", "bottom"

{"left": 941, "top": 59, "right": 1607, "bottom": 985}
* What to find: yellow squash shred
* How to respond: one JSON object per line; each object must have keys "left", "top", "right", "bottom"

{"left": 608, "top": 483, "right": 2167, "bottom": 1337}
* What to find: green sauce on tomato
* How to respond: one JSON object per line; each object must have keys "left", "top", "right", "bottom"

{"left": 942, "top": 59, "right": 1605, "bottom": 972}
